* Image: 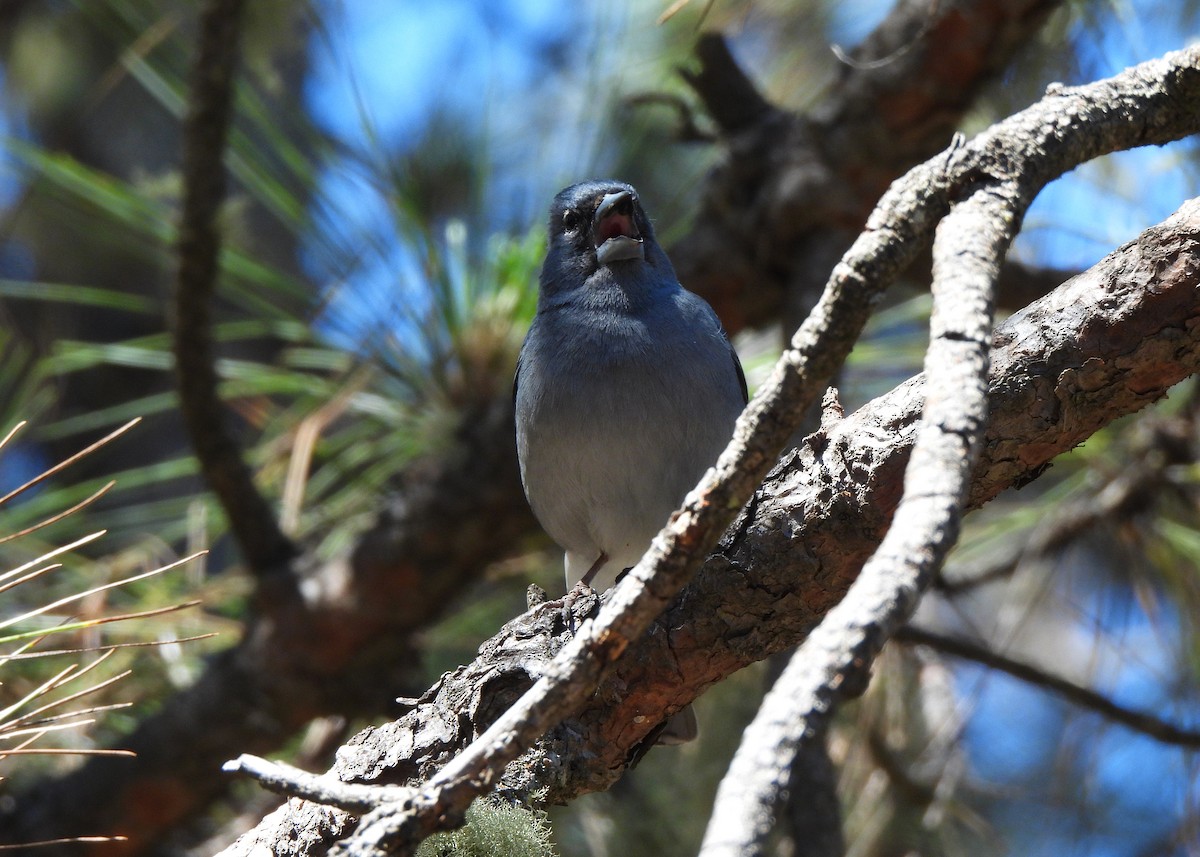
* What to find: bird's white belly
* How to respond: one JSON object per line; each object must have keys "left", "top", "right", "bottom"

{"left": 520, "top": 363, "right": 735, "bottom": 586}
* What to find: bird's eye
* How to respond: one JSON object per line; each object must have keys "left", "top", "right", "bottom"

{"left": 562, "top": 210, "right": 581, "bottom": 231}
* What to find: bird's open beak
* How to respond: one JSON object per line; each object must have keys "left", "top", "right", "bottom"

{"left": 593, "top": 191, "right": 644, "bottom": 265}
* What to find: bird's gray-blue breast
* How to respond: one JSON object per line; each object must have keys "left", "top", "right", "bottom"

{"left": 516, "top": 289, "right": 744, "bottom": 571}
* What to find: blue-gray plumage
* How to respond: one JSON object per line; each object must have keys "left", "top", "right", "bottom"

{"left": 515, "top": 180, "right": 748, "bottom": 594}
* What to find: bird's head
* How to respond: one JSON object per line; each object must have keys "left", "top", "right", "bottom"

{"left": 539, "top": 180, "right": 673, "bottom": 302}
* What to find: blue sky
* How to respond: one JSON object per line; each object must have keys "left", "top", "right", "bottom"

{"left": 305, "top": 1, "right": 575, "bottom": 147}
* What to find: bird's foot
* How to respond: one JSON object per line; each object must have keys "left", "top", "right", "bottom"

{"left": 559, "top": 579, "right": 597, "bottom": 633}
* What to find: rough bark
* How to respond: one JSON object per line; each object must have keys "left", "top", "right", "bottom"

{"left": 222, "top": 198, "right": 1200, "bottom": 856}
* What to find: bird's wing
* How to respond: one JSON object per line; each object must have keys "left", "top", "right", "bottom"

{"left": 716, "top": 324, "right": 748, "bottom": 405}
{"left": 730, "top": 342, "right": 748, "bottom": 405}
{"left": 675, "top": 288, "right": 749, "bottom": 405}
{"left": 512, "top": 347, "right": 525, "bottom": 407}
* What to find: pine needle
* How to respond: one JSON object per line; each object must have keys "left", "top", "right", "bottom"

{"left": 0, "top": 417, "right": 141, "bottom": 507}
{"left": 0, "top": 481, "right": 116, "bottom": 546}
{"left": 0, "top": 551, "right": 205, "bottom": 633}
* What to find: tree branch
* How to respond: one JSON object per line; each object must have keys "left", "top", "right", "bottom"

{"left": 171, "top": 0, "right": 296, "bottom": 572}
{"left": 700, "top": 167, "right": 1009, "bottom": 856}
{"left": 223, "top": 755, "right": 412, "bottom": 812}
{"left": 220, "top": 59, "right": 1200, "bottom": 856}
{"left": 681, "top": 33, "right": 778, "bottom": 135}
{"left": 676, "top": 0, "right": 1066, "bottom": 332}
{"left": 896, "top": 626, "right": 1200, "bottom": 747}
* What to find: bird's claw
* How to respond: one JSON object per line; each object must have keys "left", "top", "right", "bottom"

{"left": 550, "top": 580, "right": 598, "bottom": 634}
{"left": 563, "top": 580, "right": 593, "bottom": 633}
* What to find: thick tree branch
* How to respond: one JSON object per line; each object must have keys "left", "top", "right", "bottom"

{"left": 681, "top": 33, "right": 778, "bottom": 135}
{"left": 171, "top": 0, "right": 295, "bottom": 572}
{"left": 223, "top": 56, "right": 1200, "bottom": 849}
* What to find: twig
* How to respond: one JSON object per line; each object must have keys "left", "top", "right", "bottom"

{"left": 171, "top": 0, "right": 295, "bottom": 572}
{"left": 896, "top": 626, "right": 1200, "bottom": 748}
{"left": 223, "top": 755, "right": 412, "bottom": 813}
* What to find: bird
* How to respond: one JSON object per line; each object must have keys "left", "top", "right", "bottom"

{"left": 514, "top": 178, "right": 748, "bottom": 599}
{"left": 514, "top": 180, "right": 747, "bottom": 745}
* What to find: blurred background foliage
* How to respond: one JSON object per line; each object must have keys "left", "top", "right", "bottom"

{"left": 0, "top": 0, "right": 1199, "bottom": 854}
